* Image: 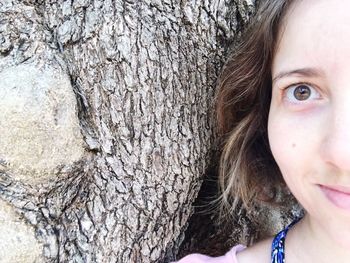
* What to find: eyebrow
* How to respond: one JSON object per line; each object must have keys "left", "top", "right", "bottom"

{"left": 272, "top": 67, "right": 323, "bottom": 84}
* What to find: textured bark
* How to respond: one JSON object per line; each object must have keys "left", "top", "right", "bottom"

{"left": 0, "top": 0, "right": 298, "bottom": 263}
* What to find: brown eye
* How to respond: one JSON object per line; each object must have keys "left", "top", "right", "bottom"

{"left": 293, "top": 85, "right": 311, "bottom": 100}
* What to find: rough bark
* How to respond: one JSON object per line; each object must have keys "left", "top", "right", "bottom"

{"left": 0, "top": 0, "right": 297, "bottom": 263}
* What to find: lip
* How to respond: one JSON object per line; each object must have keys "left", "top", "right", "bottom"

{"left": 319, "top": 184, "right": 350, "bottom": 210}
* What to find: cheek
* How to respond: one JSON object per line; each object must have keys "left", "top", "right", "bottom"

{"left": 267, "top": 108, "right": 323, "bottom": 183}
{"left": 267, "top": 111, "right": 313, "bottom": 177}
{"left": 268, "top": 116, "right": 293, "bottom": 176}
{"left": 267, "top": 113, "right": 308, "bottom": 197}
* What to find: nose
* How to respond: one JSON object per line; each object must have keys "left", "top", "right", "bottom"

{"left": 321, "top": 100, "right": 350, "bottom": 171}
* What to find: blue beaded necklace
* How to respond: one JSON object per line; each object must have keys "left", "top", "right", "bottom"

{"left": 271, "top": 218, "right": 301, "bottom": 263}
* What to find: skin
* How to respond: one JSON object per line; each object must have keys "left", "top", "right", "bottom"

{"left": 238, "top": 0, "right": 350, "bottom": 262}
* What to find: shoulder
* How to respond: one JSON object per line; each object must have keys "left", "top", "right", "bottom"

{"left": 172, "top": 244, "right": 246, "bottom": 263}
{"left": 236, "top": 237, "right": 272, "bottom": 263}
{"left": 172, "top": 238, "right": 272, "bottom": 263}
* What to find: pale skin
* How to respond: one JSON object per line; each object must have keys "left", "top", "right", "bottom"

{"left": 237, "top": 0, "right": 350, "bottom": 262}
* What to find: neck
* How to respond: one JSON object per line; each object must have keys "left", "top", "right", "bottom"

{"left": 286, "top": 214, "right": 350, "bottom": 263}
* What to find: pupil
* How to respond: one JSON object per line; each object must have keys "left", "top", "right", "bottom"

{"left": 294, "top": 85, "right": 311, "bottom": 100}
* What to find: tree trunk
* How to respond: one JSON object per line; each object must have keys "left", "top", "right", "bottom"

{"left": 0, "top": 1, "right": 293, "bottom": 262}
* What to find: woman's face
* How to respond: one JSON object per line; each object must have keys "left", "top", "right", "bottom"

{"left": 268, "top": 0, "right": 350, "bottom": 244}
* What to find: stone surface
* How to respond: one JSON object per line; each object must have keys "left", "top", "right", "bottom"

{"left": 0, "top": 63, "right": 84, "bottom": 183}
{"left": 0, "top": 199, "right": 43, "bottom": 263}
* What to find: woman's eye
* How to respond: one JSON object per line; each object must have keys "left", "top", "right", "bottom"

{"left": 284, "top": 84, "right": 320, "bottom": 103}
{"left": 293, "top": 85, "right": 311, "bottom": 100}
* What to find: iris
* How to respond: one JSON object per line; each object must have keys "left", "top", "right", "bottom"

{"left": 293, "top": 85, "right": 311, "bottom": 100}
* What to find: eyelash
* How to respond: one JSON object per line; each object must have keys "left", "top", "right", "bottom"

{"left": 282, "top": 82, "right": 322, "bottom": 104}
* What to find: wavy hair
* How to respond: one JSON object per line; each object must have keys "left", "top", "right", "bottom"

{"left": 216, "top": 0, "right": 296, "bottom": 214}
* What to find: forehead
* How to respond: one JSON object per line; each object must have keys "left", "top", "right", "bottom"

{"left": 272, "top": 0, "right": 350, "bottom": 77}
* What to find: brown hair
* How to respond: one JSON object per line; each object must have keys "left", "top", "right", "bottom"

{"left": 216, "top": 0, "right": 296, "bottom": 214}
